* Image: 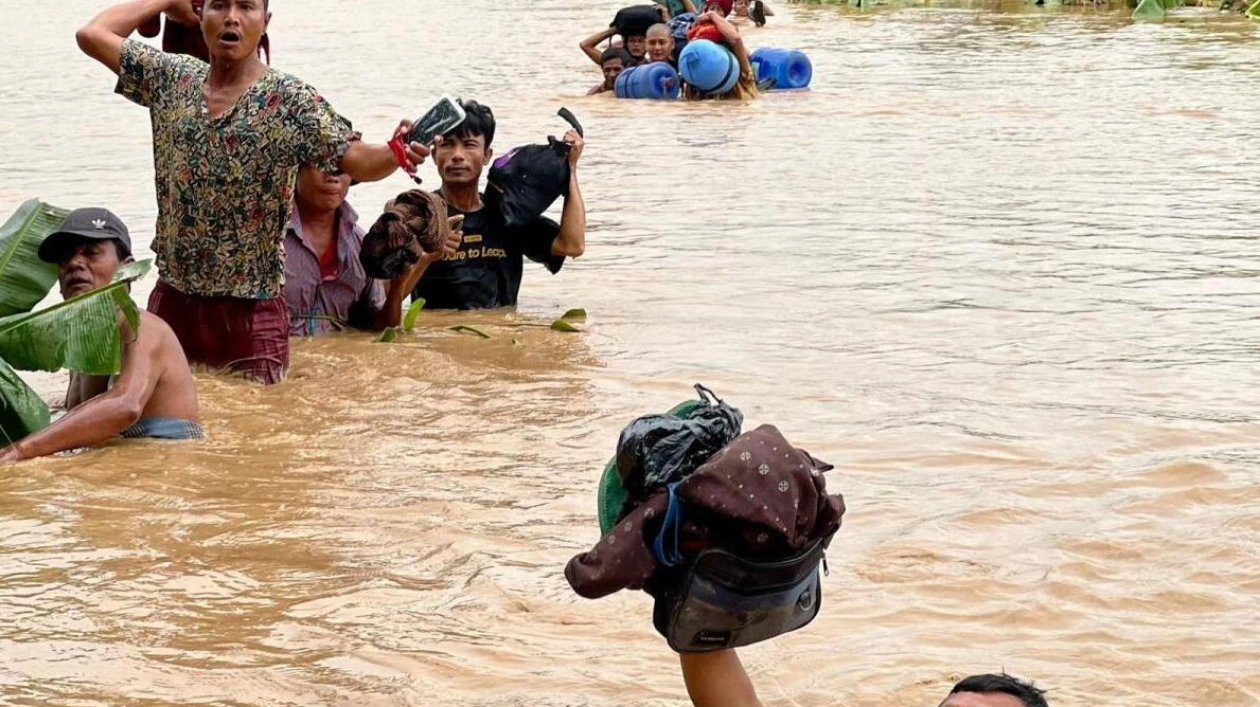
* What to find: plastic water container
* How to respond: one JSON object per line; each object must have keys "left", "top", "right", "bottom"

{"left": 615, "top": 62, "right": 682, "bottom": 100}
{"left": 750, "top": 47, "right": 813, "bottom": 90}
{"left": 678, "top": 40, "right": 740, "bottom": 96}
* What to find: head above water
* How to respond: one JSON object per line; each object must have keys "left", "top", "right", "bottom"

{"left": 623, "top": 33, "right": 647, "bottom": 58}
{"left": 295, "top": 166, "right": 351, "bottom": 216}
{"left": 600, "top": 47, "right": 632, "bottom": 89}
{"left": 703, "top": 0, "right": 734, "bottom": 15}
{"left": 200, "top": 0, "right": 272, "bottom": 64}
{"left": 646, "top": 23, "right": 674, "bottom": 63}
{"left": 38, "top": 208, "right": 135, "bottom": 300}
{"left": 436, "top": 99, "right": 496, "bottom": 188}
{"left": 939, "top": 674, "right": 1049, "bottom": 707}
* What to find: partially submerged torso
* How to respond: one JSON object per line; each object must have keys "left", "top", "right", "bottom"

{"left": 68, "top": 311, "right": 200, "bottom": 423}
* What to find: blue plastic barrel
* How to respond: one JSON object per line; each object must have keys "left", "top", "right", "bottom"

{"left": 678, "top": 39, "right": 740, "bottom": 96}
{"left": 614, "top": 62, "right": 681, "bottom": 99}
{"left": 750, "top": 47, "right": 813, "bottom": 90}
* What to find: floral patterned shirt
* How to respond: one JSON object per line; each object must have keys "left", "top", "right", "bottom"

{"left": 116, "top": 39, "right": 354, "bottom": 299}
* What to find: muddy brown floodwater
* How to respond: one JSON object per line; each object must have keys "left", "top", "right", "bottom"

{"left": 1, "top": 0, "right": 1258, "bottom": 705}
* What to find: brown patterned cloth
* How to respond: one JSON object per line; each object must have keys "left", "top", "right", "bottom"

{"left": 359, "top": 190, "right": 450, "bottom": 280}
{"left": 566, "top": 425, "right": 845, "bottom": 599}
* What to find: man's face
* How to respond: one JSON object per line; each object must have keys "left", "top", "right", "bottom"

{"left": 56, "top": 239, "right": 126, "bottom": 299}
{"left": 602, "top": 57, "right": 626, "bottom": 88}
{"left": 435, "top": 133, "right": 492, "bottom": 187}
{"left": 296, "top": 166, "right": 351, "bottom": 213}
{"left": 625, "top": 34, "right": 647, "bottom": 58}
{"left": 202, "top": 0, "right": 270, "bottom": 63}
{"left": 734, "top": 0, "right": 749, "bottom": 16}
{"left": 646, "top": 30, "right": 674, "bottom": 62}
{"left": 940, "top": 692, "right": 1026, "bottom": 707}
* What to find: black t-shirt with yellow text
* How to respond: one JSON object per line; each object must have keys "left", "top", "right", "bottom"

{"left": 412, "top": 196, "right": 564, "bottom": 310}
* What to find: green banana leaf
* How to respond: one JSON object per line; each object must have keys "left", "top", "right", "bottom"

{"left": 0, "top": 359, "right": 51, "bottom": 446}
{"left": 1247, "top": 0, "right": 1260, "bottom": 19}
{"left": 0, "top": 199, "right": 71, "bottom": 318}
{"left": 1132, "top": 0, "right": 1165, "bottom": 18}
{"left": 0, "top": 259, "right": 151, "bottom": 376}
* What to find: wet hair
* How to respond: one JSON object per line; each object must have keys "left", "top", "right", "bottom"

{"left": 601, "top": 47, "right": 633, "bottom": 66}
{"left": 946, "top": 674, "right": 1049, "bottom": 707}
{"left": 444, "top": 99, "right": 496, "bottom": 149}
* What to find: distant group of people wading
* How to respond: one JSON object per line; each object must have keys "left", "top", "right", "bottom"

{"left": 582, "top": 0, "right": 771, "bottom": 98}
{"left": 0, "top": 1, "right": 1050, "bottom": 705}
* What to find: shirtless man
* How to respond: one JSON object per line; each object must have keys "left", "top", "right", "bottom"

{"left": 0, "top": 209, "right": 202, "bottom": 463}
{"left": 588, "top": 47, "right": 631, "bottom": 94}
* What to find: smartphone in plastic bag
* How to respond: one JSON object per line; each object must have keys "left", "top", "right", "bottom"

{"left": 407, "top": 96, "right": 467, "bottom": 146}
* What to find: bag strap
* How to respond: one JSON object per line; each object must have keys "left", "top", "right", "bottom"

{"left": 651, "top": 483, "right": 686, "bottom": 568}
{"left": 693, "top": 383, "right": 724, "bottom": 408}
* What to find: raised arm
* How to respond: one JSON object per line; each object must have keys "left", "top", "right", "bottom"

{"left": 75, "top": 0, "right": 198, "bottom": 74}
{"left": 580, "top": 27, "right": 618, "bottom": 66}
{"left": 0, "top": 316, "right": 161, "bottom": 462}
{"left": 338, "top": 126, "right": 433, "bottom": 184}
{"left": 683, "top": 0, "right": 700, "bottom": 11}
{"left": 358, "top": 215, "right": 464, "bottom": 330}
{"left": 551, "top": 130, "right": 586, "bottom": 258}
{"left": 679, "top": 650, "right": 764, "bottom": 707}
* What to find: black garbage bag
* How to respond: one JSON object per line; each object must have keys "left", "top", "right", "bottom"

{"left": 486, "top": 108, "right": 584, "bottom": 229}
{"left": 611, "top": 5, "right": 665, "bottom": 37}
{"left": 615, "top": 384, "right": 743, "bottom": 498}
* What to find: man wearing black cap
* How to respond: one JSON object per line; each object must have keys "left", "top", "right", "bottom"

{"left": 0, "top": 209, "right": 203, "bottom": 464}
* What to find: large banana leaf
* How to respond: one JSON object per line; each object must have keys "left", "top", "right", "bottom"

{"left": 0, "top": 259, "right": 151, "bottom": 376}
{"left": 0, "top": 199, "right": 70, "bottom": 318}
{"left": 0, "top": 359, "right": 50, "bottom": 446}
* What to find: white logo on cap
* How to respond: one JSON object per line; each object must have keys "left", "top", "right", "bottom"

{"left": 92, "top": 219, "right": 107, "bottom": 229}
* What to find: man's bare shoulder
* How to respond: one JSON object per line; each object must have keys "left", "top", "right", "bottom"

{"left": 135, "top": 311, "right": 185, "bottom": 358}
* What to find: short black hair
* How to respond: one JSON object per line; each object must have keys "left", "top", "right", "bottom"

{"left": 444, "top": 99, "right": 496, "bottom": 149}
{"left": 601, "top": 47, "right": 633, "bottom": 65}
{"left": 947, "top": 674, "right": 1049, "bottom": 707}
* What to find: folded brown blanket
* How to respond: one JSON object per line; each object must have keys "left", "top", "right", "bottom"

{"left": 360, "top": 190, "right": 450, "bottom": 280}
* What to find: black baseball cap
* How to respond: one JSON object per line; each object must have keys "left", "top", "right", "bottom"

{"left": 38, "top": 208, "right": 133, "bottom": 264}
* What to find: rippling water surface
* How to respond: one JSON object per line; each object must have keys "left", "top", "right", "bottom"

{"left": 1, "top": 0, "right": 1258, "bottom": 705}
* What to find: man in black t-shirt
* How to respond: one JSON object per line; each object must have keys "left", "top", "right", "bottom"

{"left": 412, "top": 100, "right": 587, "bottom": 310}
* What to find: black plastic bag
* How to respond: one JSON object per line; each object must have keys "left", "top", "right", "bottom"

{"left": 611, "top": 5, "right": 665, "bottom": 37}
{"left": 615, "top": 384, "right": 743, "bottom": 498}
{"left": 486, "top": 108, "right": 584, "bottom": 229}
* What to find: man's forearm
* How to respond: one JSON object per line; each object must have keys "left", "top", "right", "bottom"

{"left": 554, "top": 173, "right": 587, "bottom": 257}
{"left": 340, "top": 142, "right": 401, "bottom": 184}
{"left": 680, "top": 651, "right": 763, "bottom": 707}
{"left": 7, "top": 395, "right": 143, "bottom": 461}
{"left": 364, "top": 257, "right": 439, "bottom": 330}
{"left": 580, "top": 28, "right": 616, "bottom": 65}
{"left": 77, "top": 0, "right": 172, "bottom": 73}
{"left": 92, "top": 0, "right": 172, "bottom": 37}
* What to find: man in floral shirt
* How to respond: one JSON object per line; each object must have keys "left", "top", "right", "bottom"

{"left": 76, "top": 0, "right": 431, "bottom": 384}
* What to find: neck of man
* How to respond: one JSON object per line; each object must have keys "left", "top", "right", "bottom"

{"left": 207, "top": 54, "right": 266, "bottom": 89}
{"left": 439, "top": 182, "right": 482, "bottom": 212}
{"left": 297, "top": 200, "right": 339, "bottom": 252}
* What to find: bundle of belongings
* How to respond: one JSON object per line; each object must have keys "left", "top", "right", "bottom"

{"left": 565, "top": 385, "right": 846, "bottom": 653}
{"left": 359, "top": 190, "right": 450, "bottom": 280}
{"left": 487, "top": 108, "right": 584, "bottom": 229}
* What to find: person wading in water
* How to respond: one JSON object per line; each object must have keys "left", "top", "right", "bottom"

{"left": 75, "top": 0, "right": 435, "bottom": 384}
